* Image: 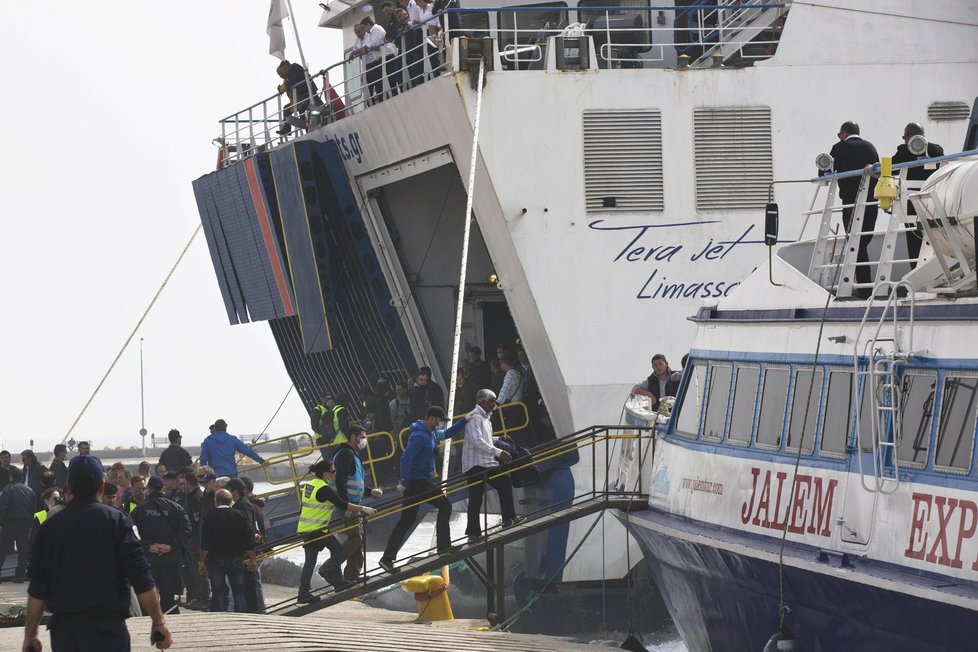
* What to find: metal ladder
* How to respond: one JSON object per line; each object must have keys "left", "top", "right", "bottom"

{"left": 852, "top": 280, "right": 915, "bottom": 494}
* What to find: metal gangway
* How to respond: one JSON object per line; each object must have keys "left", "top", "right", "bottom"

{"left": 255, "top": 424, "right": 654, "bottom": 620}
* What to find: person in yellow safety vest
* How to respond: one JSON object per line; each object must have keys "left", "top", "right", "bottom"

{"left": 121, "top": 475, "right": 146, "bottom": 514}
{"left": 311, "top": 392, "right": 353, "bottom": 451}
{"left": 296, "top": 459, "right": 377, "bottom": 604}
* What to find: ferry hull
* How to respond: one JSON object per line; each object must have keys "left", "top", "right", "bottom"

{"left": 626, "top": 509, "right": 978, "bottom": 652}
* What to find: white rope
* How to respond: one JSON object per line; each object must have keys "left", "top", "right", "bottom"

{"left": 56, "top": 225, "right": 202, "bottom": 456}
{"left": 442, "top": 59, "right": 486, "bottom": 478}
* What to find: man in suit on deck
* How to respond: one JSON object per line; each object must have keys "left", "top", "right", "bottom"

{"left": 892, "top": 122, "right": 944, "bottom": 267}
{"left": 830, "top": 121, "right": 880, "bottom": 297}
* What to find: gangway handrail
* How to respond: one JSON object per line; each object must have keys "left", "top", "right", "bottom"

{"left": 810, "top": 149, "right": 978, "bottom": 183}
{"left": 252, "top": 423, "right": 653, "bottom": 566}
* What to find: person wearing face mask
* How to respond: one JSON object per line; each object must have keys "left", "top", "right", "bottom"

{"left": 332, "top": 425, "right": 383, "bottom": 583}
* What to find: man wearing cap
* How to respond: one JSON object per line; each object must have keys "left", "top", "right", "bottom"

{"left": 130, "top": 475, "right": 192, "bottom": 615}
{"left": 162, "top": 471, "right": 181, "bottom": 503}
{"left": 198, "top": 419, "right": 267, "bottom": 479}
{"left": 24, "top": 455, "right": 172, "bottom": 651}
{"left": 311, "top": 393, "right": 352, "bottom": 451}
{"left": 158, "top": 429, "right": 192, "bottom": 473}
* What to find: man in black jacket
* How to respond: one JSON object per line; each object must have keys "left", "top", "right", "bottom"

{"left": 21, "top": 450, "right": 47, "bottom": 496}
{"left": 50, "top": 445, "right": 68, "bottom": 489}
{"left": 179, "top": 471, "right": 208, "bottom": 608}
{"left": 131, "top": 475, "right": 191, "bottom": 614}
{"left": 631, "top": 354, "right": 680, "bottom": 411}
{"left": 198, "top": 489, "right": 255, "bottom": 613}
{"left": 227, "top": 478, "right": 263, "bottom": 613}
{"left": 892, "top": 122, "right": 945, "bottom": 266}
{"left": 159, "top": 430, "right": 192, "bottom": 472}
{"left": 409, "top": 367, "right": 445, "bottom": 421}
{"left": 830, "top": 121, "right": 880, "bottom": 295}
{"left": 0, "top": 467, "right": 36, "bottom": 582}
{"left": 23, "top": 455, "right": 172, "bottom": 651}
{"left": 275, "top": 60, "right": 319, "bottom": 135}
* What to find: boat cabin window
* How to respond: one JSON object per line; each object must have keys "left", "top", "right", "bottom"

{"left": 728, "top": 364, "right": 759, "bottom": 445}
{"left": 497, "top": 2, "right": 567, "bottom": 69}
{"left": 756, "top": 366, "right": 789, "bottom": 449}
{"left": 896, "top": 370, "right": 936, "bottom": 468}
{"left": 674, "top": 361, "right": 706, "bottom": 439}
{"left": 934, "top": 373, "right": 978, "bottom": 472}
{"left": 459, "top": 12, "right": 490, "bottom": 39}
{"left": 702, "top": 363, "right": 732, "bottom": 441}
{"left": 820, "top": 369, "right": 853, "bottom": 456}
{"left": 787, "top": 367, "right": 821, "bottom": 454}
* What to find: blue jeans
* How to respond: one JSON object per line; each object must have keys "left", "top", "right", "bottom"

{"left": 207, "top": 557, "right": 247, "bottom": 612}
{"left": 298, "top": 535, "right": 342, "bottom": 596}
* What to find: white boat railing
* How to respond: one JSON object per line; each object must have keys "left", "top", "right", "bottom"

{"left": 215, "top": 3, "right": 789, "bottom": 166}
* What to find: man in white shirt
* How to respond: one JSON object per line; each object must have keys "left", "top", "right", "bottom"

{"left": 398, "top": 0, "right": 424, "bottom": 87}
{"left": 356, "top": 18, "right": 394, "bottom": 105}
{"left": 462, "top": 389, "right": 520, "bottom": 543}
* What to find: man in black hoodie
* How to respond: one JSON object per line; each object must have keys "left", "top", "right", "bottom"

{"left": 131, "top": 475, "right": 191, "bottom": 614}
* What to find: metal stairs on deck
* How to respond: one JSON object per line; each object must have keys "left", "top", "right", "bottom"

{"left": 688, "top": 0, "right": 786, "bottom": 68}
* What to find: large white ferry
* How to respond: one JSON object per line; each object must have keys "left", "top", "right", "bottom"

{"left": 624, "top": 128, "right": 978, "bottom": 650}
{"left": 192, "top": 0, "right": 978, "bottom": 633}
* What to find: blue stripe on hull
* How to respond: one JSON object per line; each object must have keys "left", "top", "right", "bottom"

{"left": 627, "top": 514, "right": 978, "bottom": 652}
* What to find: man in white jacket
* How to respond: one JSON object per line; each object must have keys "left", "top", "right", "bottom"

{"left": 461, "top": 389, "right": 521, "bottom": 543}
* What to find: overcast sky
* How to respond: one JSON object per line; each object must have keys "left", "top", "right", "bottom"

{"left": 0, "top": 2, "right": 345, "bottom": 454}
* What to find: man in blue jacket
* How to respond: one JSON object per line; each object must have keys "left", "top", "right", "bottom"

{"left": 198, "top": 419, "right": 267, "bottom": 478}
{"left": 378, "top": 406, "right": 468, "bottom": 572}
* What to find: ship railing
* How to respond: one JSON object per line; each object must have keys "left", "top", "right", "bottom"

{"left": 231, "top": 400, "right": 532, "bottom": 512}
{"left": 215, "top": 4, "right": 788, "bottom": 166}
{"left": 803, "top": 150, "right": 978, "bottom": 298}
{"left": 251, "top": 422, "right": 655, "bottom": 571}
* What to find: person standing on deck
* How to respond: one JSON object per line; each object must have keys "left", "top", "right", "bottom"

{"left": 130, "top": 476, "right": 191, "bottom": 615}
{"left": 158, "top": 429, "right": 192, "bottom": 473}
{"left": 198, "top": 419, "right": 267, "bottom": 479}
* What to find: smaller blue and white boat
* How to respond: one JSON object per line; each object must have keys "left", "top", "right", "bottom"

{"left": 623, "top": 119, "right": 978, "bottom": 651}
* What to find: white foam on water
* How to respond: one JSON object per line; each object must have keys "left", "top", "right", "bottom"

{"left": 646, "top": 641, "right": 687, "bottom": 652}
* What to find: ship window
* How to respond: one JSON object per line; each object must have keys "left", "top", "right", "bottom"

{"left": 787, "top": 367, "right": 821, "bottom": 454}
{"left": 693, "top": 106, "right": 773, "bottom": 211}
{"left": 498, "top": 2, "right": 567, "bottom": 68}
{"left": 896, "top": 370, "right": 937, "bottom": 468}
{"left": 756, "top": 366, "right": 789, "bottom": 449}
{"left": 675, "top": 362, "right": 706, "bottom": 438}
{"left": 728, "top": 364, "right": 759, "bottom": 445}
{"left": 934, "top": 373, "right": 978, "bottom": 472}
{"left": 459, "top": 12, "right": 490, "bottom": 39}
{"left": 582, "top": 110, "right": 664, "bottom": 212}
{"left": 703, "top": 363, "right": 732, "bottom": 441}
{"left": 821, "top": 369, "right": 854, "bottom": 456}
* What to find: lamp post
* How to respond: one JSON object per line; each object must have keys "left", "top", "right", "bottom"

{"left": 139, "top": 337, "right": 147, "bottom": 456}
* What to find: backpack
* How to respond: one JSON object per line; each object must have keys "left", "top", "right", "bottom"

{"left": 496, "top": 439, "right": 540, "bottom": 488}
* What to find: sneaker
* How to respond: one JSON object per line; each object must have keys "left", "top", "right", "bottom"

{"left": 297, "top": 594, "right": 321, "bottom": 604}
{"left": 502, "top": 516, "right": 526, "bottom": 528}
{"left": 378, "top": 558, "right": 396, "bottom": 573}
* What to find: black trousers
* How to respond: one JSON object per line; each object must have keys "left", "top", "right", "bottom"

{"left": 464, "top": 466, "right": 516, "bottom": 537}
{"left": 49, "top": 614, "right": 130, "bottom": 652}
{"left": 365, "top": 59, "right": 384, "bottom": 103}
{"left": 382, "top": 479, "right": 451, "bottom": 560}
{"left": 149, "top": 562, "right": 183, "bottom": 614}
{"left": 842, "top": 201, "right": 879, "bottom": 293}
{"left": 385, "top": 55, "right": 401, "bottom": 98}
{"left": 405, "top": 31, "right": 424, "bottom": 87}
{"left": 0, "top": 518, "right": 30, "bottom": 579}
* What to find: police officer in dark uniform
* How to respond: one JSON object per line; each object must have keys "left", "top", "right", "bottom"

{"left": 23, "top": 455, "right": 172, "bottom": 651}
{"left": 130, "top": 475, "right": 191, "bottom": 615}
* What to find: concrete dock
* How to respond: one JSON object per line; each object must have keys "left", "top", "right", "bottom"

{"left": 0, "top": 582, "right": 605, "bottom": 651}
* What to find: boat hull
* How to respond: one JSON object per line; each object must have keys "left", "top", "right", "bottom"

{"left": 625, "top": 509, "right": 978, "bottom": 652}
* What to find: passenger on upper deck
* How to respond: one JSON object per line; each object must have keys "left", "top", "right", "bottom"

{"left": 892, "top": 122, "right": 944, "bottom": 268}
{"left": 415, "top": 0, "right": 443, "bottom": 79}
{"left": 360, "top": 17, "right": 398, "bottom": 104}
{"left": 275, "top": 60, "right": 319, "bottom": 136}
{"left": 631, "top": 354, "right": 680, "bottom": 411}
{"left": 829, "top": 121, "right": 879, "bottom": 298}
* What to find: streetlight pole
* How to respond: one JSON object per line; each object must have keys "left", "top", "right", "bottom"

{"left": 140, "top": 338, "right": 147, "bottom": 456}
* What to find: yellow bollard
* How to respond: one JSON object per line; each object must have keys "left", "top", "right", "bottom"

{"left": 401, "top": 573, "right": 454, "bottom": 622}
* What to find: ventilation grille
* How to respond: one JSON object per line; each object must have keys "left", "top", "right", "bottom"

{"left": 928, "top": 101, "right": 971, "bottom": 121}
{"left": 693, "top": 106, "right": 773, "bottom": 211}
{"left": 583, "top": 110, "right": 663, "bottom": 212}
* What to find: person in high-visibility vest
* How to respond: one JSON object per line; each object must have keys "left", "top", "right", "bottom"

{"left": 33, "top": 487, "right": 63, "bottom": 528}
{"left": 332, "top": 424, "right": 384, "bottom": 583}
{"left": 296, "top": 459, "right": 377, "bottom": 604}
{"left": 310, "top": 393, "right": 353, "bottom": 451}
